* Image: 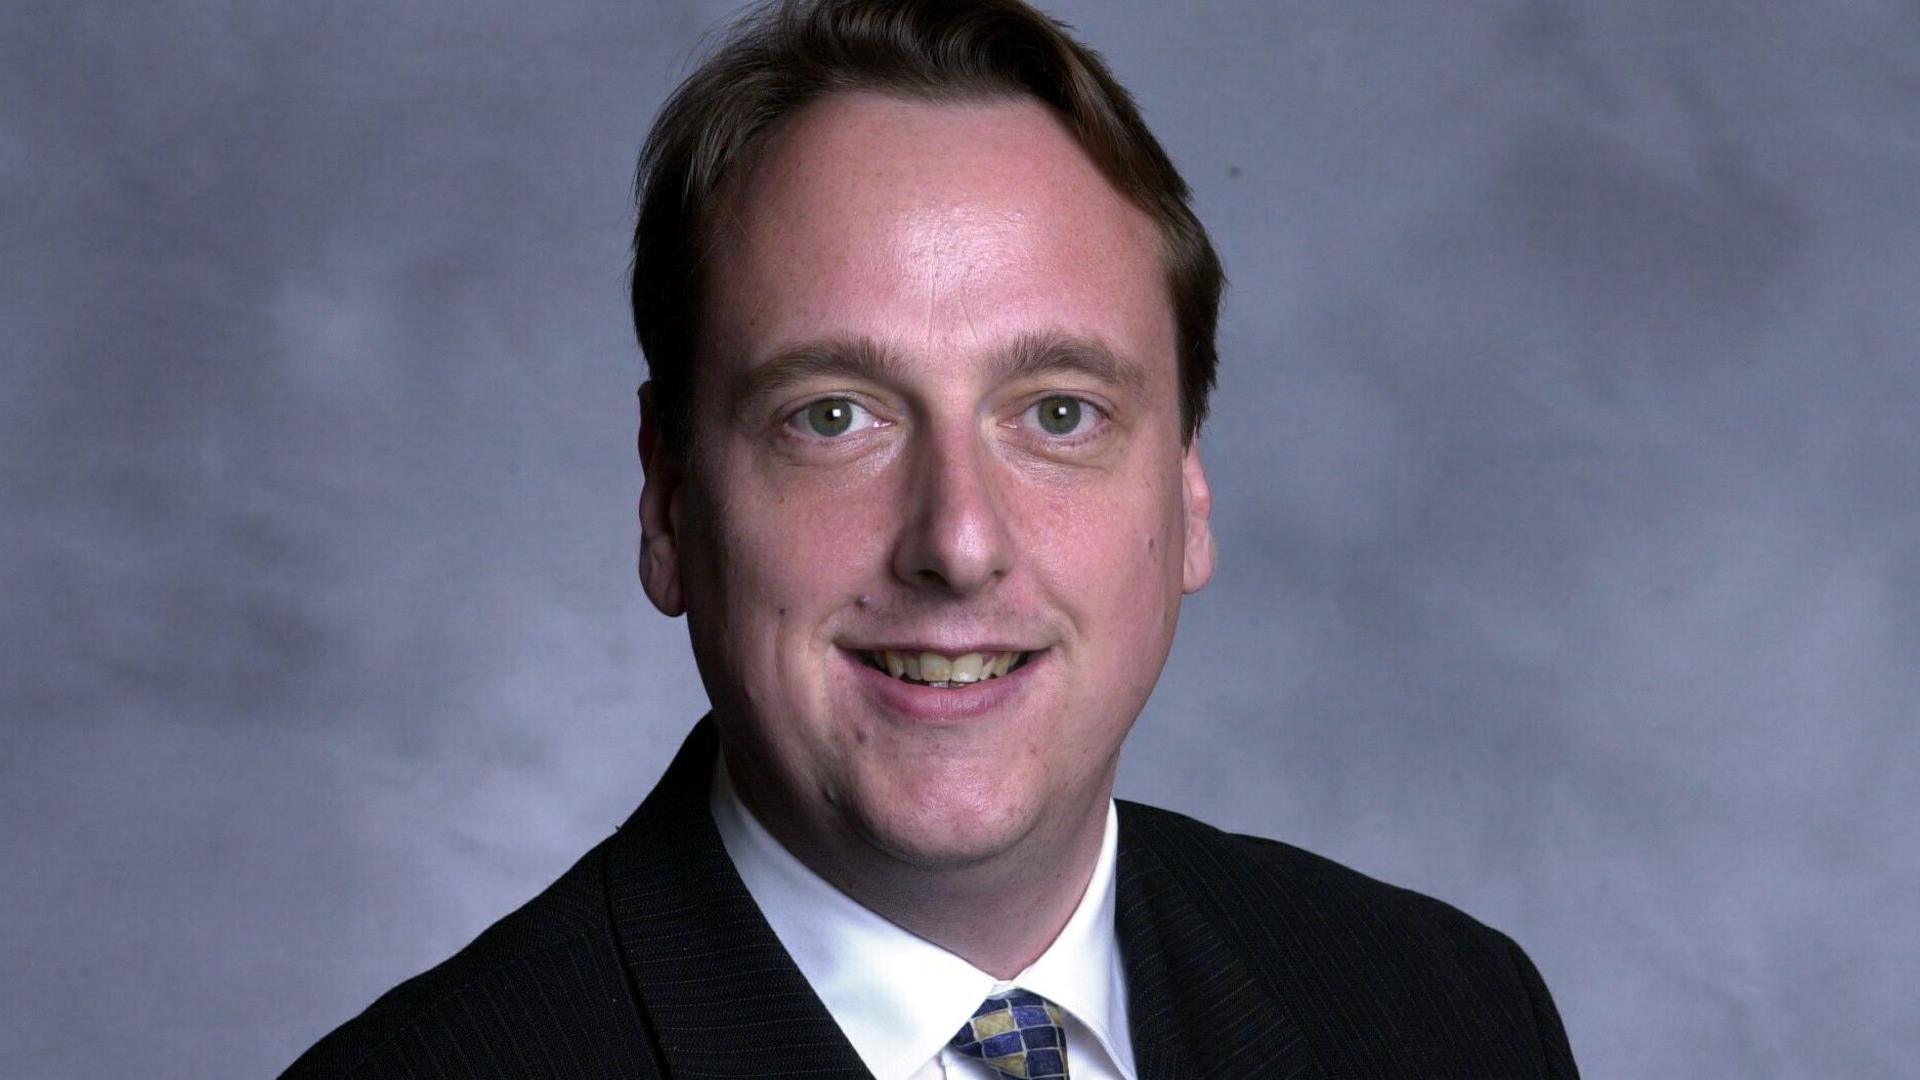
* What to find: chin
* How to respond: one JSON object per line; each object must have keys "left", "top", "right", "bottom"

{"left": 847, "top": 771, "right": 1044, "bottom": 871}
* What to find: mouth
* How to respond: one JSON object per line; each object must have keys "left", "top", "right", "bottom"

{"left": 854, "top": 648, "right": 1036, "bottom": 688}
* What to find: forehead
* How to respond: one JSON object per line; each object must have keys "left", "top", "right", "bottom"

{"left": 700, "top": 91, "right": 1174, "bottom": 383}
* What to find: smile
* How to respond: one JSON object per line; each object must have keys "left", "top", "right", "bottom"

{"left": 856, "top": 649, "right": 1035, "bottom": 688}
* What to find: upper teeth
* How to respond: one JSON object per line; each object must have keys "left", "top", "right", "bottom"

{"left": 872, "top": 650, "right": 1022, "bottom": 684}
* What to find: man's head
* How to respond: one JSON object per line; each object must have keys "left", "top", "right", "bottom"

{"left": 632, "top": 0, "right": 1223, "bottom": 460}
{"left": 633, "top": 0, "right": 1221, "bottom": 881}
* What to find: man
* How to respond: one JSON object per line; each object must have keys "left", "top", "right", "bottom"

{"left": 287, "top": 1, "right": 1578, "bottom": 1076}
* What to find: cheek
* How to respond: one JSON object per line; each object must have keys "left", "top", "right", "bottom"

{"left": 1022, "top": 488, "right": 1186, "bottom": 672}
{"left": 1024, "top": 457, "right": 1186, "bottom": 584}
{"left": 701, "top": 465, "right": 892, "bottom": 625}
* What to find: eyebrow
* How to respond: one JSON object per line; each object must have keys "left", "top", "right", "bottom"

{"left": 731, "top": 331, "right": 1152, "bottom": 409}
{"left": 1001, "top": 332, "right": 1152, "bottom": 397}
{"left": 732, "top": 337, "right": 910, "bottom": 407}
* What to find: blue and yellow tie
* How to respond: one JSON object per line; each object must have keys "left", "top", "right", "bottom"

{"left": 948, "top": 988, "right": 1070, "bottom": 1079}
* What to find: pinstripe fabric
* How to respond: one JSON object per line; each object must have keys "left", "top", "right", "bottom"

{"left": 277, "top": 846, "right": 656, "bottom": 1078}
{"left": 284, "top": 719, "right": 1577, "bottom": 1078}
{"left": 1117, "top": 806, "right": 1579, "bottom": 1078}
{"left": 599, "top": 727, "right": 869, "bottom": 1078}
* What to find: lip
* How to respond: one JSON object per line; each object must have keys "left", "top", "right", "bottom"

{"left": 842, "top": 641, "right": 1037, "bottom": 656}
{"left": 837, "top": 645, "right": 1046, "bottom": 725}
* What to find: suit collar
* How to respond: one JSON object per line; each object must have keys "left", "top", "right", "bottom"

{"left": 601, "top": 721, "right": 1315, "bottom": 1080}
{"left": 709, "top": 752, "right": 1139, "bottom": 1080}
{"left": 1115, "top": 802, "right": 1320, "bottom": 1080}
{"left": 603, "top": 717, "right": 872, "bottom": 1078}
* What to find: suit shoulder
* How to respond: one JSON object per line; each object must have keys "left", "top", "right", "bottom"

{"left": 281, "top": 837, "right": 653, "bottom": 1079}
{"left": 1118, "top": 798, "right": 1516, "bottom": 958}
{"left": 1118, "top": 799, "right": 1577, "bottom": 1075}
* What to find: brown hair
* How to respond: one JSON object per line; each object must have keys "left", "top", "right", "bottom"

{"left": 631, "top": 0, "right": 1224, "bottom": 455}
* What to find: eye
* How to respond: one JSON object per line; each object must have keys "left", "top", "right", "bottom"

{"left": 789, "top": 397, "right": 876, "bottom": 438}
{"left": 1024, "top": 395, "right": 1098, "bottom": 438}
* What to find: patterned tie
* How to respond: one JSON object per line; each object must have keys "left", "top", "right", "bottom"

{"left": 948, "top": 988, "right": 1071, "bottom": 1079}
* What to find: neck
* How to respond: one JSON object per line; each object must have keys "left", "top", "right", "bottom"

{"left": 728, "top": 757, "right": 1113, "bottom": 979}
{"left": 838, "top": 804, "right": 1110, "bottom": 978}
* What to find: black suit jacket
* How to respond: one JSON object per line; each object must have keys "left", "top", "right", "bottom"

{"left": 285, "top": 720, "right": 1578, "bottom": 1078}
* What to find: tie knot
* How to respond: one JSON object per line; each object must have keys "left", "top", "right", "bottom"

{"left": 949, "top": 988, "right": 1070, "bottom": 1079}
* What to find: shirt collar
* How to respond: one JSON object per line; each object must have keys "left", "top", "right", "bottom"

{"left": 710, "top": 756, "right": 1134, "bottom": 1080}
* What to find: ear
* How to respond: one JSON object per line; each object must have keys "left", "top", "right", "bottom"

{"left": 1180, "top": 439, "right": 1216, "bottom": 595}
{"left": 638, "top": 382, "right": 686, "bottom": 616}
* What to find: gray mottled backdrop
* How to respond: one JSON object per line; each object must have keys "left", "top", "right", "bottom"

{"left": 3, "top": 1, "right": 1913, "bottom": 1076}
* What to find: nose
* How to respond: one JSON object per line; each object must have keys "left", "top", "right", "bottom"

{"left": 890, "top": 424, "right": 1015, "bottom": 595}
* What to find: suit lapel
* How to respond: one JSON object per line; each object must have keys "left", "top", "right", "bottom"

{"left": 602, "top": 723, "right": 1317, "bottom": 1080}
{"left": 1116, "top": 803, "right": 1322, "bottom": 1080}
{"left": 602, "top": 718, "right": 873, "bottom": 1078}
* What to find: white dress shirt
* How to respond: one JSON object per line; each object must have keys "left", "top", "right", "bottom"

{"left": 711, "top": 758, "right": 1136, "bottom": 1080}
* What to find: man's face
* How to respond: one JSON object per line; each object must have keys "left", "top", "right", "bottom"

{"left": 641, "top": 92, "right": 1214, "bottom": 872}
